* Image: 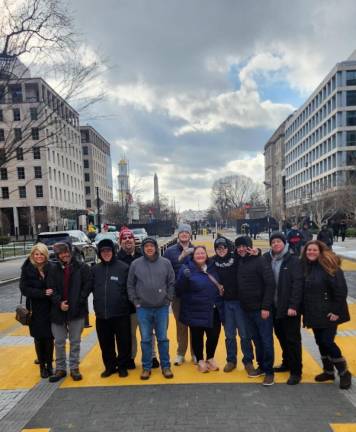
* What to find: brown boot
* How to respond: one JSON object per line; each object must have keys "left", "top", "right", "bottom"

{"left": 162, "top": 368, "right": 174, "bottom": 379}
{"left": 70, "top": 369, "right": 83, "bottom": 381}
{"left": 140, "top": 369, "right": 151, "bottom": 380}
{"left": 49, "top": 370, "right": 67, "bottom": 383}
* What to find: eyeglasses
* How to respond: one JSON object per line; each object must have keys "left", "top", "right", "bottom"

{"left": 121, "top": 235, "right": 134, "bottom": 240}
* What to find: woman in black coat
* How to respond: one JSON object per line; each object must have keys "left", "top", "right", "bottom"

{"left": 20, "top": 243, "right": 54, "bottom": 378}
{"left": 301, "top": 240, "right": 351, "bottom": 390}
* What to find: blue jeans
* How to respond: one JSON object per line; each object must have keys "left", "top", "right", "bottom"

{"left": 245, "top": 310, "right": 274, "bottom": 375}
{"left": 224, "top": 301, "right": 254, "bottom": 365}
{"left": 136, "top": 305, "right": 170, "bottom": 370}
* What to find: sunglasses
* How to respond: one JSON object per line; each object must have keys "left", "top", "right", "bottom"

{"left": 121, "top": 235, "right": 134, "bottom": 240}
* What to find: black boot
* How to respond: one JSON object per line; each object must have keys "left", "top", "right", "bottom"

{"left": 40, "top": 365, "right": 49, "bottom": 379}
{"left": 34, "top": 339, "right": 47, "bottom": 378}
{"left": 45, "top": 338, "right": 54, "bottom": 376}
{"left": 315, "top": 356, "right": 335, "bottom": 382}
{"left": 332, "top": 357, "right": 352, "bottom": 390}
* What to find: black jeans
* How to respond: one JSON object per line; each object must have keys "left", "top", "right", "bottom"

{"left": 34, "top": 337, "right": 54, "bottom": 366}
{"left": 190, "top": 308, "right": 221, "bottom": 361}
{"left": 312, "top": 326, "right": 342, "bottom": 359}
{"left": 274, "top": 314, "right": 302, "bottom": 376}
{"left": 96, "top": 316, "right": 131, "bottom": 371}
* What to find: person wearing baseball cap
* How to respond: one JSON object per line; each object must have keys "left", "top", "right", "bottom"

{"left": 264, "top": 231, "right": 303, "bottom": 385}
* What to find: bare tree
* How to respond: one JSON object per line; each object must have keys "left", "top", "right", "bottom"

{"left": 0, "top": 0, "right": 105, "bottom": 169}
{"left": 211, "top": 174, "right": 265, "bottom": 222}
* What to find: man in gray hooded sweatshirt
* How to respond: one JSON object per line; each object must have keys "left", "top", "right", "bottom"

{"left": 264, "top": 232, "right": 304, "bottom": 385}
{"left": 127, "top": 237, "right": 175, "bottom": 380}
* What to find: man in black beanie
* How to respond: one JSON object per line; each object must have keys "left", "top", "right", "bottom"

{"left": 264, "top": 231, "right": 303, "bottom": 385}
{"left": 235, "top": 236, "right": 276, "bottom": 386}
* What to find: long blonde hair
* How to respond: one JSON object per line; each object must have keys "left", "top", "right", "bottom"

{"left": 29, "top": 243, "right": 49, "bottom": 269}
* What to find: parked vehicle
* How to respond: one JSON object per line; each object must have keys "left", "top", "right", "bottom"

{"left": 36, "top": 230, "right": 97, "bottom": 265}
{"left": 132, "top": 228, "right": 148, "bottom": 244}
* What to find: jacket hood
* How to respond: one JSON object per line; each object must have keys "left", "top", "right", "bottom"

{"left": 52, "top": 240, "right": 73, "bottom": 259}
{"left": 141, "top": 237, "right": 159, "bottom": 260}
{"left": 97, "top": 238, "right": 116, "bottom": 263}
{"left": 214, "top": 236, "right": 233, "bottom": 252}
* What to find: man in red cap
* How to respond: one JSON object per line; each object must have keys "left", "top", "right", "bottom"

{"left": 117, "top": 227, "right": 159, "bottom": 369}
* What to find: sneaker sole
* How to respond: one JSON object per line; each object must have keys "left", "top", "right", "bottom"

{"left": 247, "top": 373, "right": 265, "bottom": 378}
{"left": 262, "top": 381, "right": 275, "bottom": 386}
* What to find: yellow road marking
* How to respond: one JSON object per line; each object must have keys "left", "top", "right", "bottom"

{"left": 338, "top": 304, "right": 356, "bottom": 332}
{"left": 330, "top": 425, "right": 356, "bottom": 432}
{"left": 22, "top": 429, "right": 51, "bottom": 432}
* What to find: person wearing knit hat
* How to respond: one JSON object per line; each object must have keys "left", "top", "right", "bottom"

{"left": 164, "top": 222, "right": 196, "bottom": 366}
{"left": 235, "top": 236, "right": 253, "bottom": 249}
{"left": 264, "top": 232, "right": 303, "bottom": 385}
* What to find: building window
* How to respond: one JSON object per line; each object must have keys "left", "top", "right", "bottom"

{"left": 347, "top": 131, "right": 356, "bottom": 146}
{"left": 14, "top": 128, "right": 22, "bottom": 142}
{"left": 33, "top": 147, "right": 41, "bottom": 159}
{"left": 85, "top": 186, "right": 91, "bottom": 195}
{"left": 346, "top": 151, "right": 356, "bottom": 166}
{"left": 346, "top": 91, "right": 356, "bottom": 106}
{"left": 86, "top": 199, "right": 91, "bottom": 208}
{"left": 17, "top": 167, "right": 25, "bottom": 180}
{"left": 83, "top": 159, "right": 89, "bottom": 168}
{"left": 346, "top": 111, "right": 356, "bottom": 126}
{"left": 13, "top": 108, "right": 21, "bottom": 121}
{"left": 34, "top": 166, "right": 42, "bottom": 178}
{"left": 35, "top": 185, "right": 43, "bottom": 198}
{"left": 81, "top": 130, "right": 89, "bottom": 143}
{"left": 18, "top": 186, "right": 26, "bottom": 198}
{"left": 1, "top": 187, "right": 9, "bottom": 199}
{"left": 346, "top": 71, "right": 356, "bottom": 86}
{"left": 0, "top": 129, "right": 4, "bottom": 141}
{"left": 83, "top": 146, "right": 88, "bottom": 155}
{"left": 0, "top": 168, "right": 7, "bottom": 180}
{"left": 16, "top": 147, "right": 24, "bottom": 160}
{"left": 30, "top": 107, "right": 38, "bottom": 121}
{"left": 84, "top": 173, "right": 90, "bottom": 182}
{"left": 31, "top": 128, "right": 39, "bottom": 140}
{"left": 0, "top": 109, "right": 3, "bottom": 121}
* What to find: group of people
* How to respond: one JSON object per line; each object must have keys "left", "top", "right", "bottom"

{"left": 20, "top": 223, "right": 352, "bottom": 390}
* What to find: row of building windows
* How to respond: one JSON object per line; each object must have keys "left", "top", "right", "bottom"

{"left": 286, "top": 70, "right": 356, "bottom": 138}
{"left": 48, "top": 167, "right": 83, "bottom": 190}
{"left": 80, "top": 129, "right": 110, "bottom": 155}
{"left": 0, "top": 166, "right": 42, "bottom": 181}
{"left": 1, "top": 185, "right": 43, "bottom": 199}
{"left": 0, "top": 107, "right": 38, "bottom": 123}
{"left": 0, "top": 127, "right": 40, "bottom": 142}
{"left": 48, "top": 149, "right": 82, "bottom": 175}
{"left": 49, "top": 186, "right": 83, "bottom": 204}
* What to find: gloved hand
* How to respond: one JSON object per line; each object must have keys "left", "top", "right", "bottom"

{"left": 183, "top": 267, "right": 191, "bottom": 278}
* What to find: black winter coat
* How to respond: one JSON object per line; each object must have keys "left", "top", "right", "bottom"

{"left": 303, "top": 262, "right": 350, "bottom": 328}
{"left": 20, "top": 259, "right": 53, "bottom": 339}
{"left": 91, "top": 259, "right": 130, "bottom": 319}
{"left": 236, "top": 255, "right": 275, "bottom": 311}
{"left": 264, "top": 251, "right": 303, "bottom": 319}
{"left": 212, "top": 253, "right": 238, "bottom": 301}
{"left": 48, "top": 258, "right": 91, "bottom": 325}
{"left": 317, "top": 229, "right": 333, "bottom": 247}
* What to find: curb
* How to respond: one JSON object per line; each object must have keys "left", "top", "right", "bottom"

{"left": 0, "top": 255, "right": 27, "bottom": 263}
{"left": 0, "top": 277, "right": 20, "bottom": 287}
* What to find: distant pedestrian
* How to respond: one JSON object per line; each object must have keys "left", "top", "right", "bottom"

{"left": 331, "top": 220, "right": 340, "bottom": 242}
{"left": 317, "top": 224, "right": 333, "bottom": 248}
{"left": 48, "top": 241, "right": 91, "bottom": 382}
{"left": 264, "top": 232, "right": 303, "bottom": 385}
{"left": 235, "top": 236, "right": 276, "bottom": 386}
{"left": 339, "top": 220, "right": 347, "bottom": 242}
{"left": 117, "top": 227, "right": 159, "bottom": 370}
{"left": 127, "top": 238, "right": 175, "bottom": 380}
{"left": 91, "top": 239, "right": 131, "bottom": 378}
{"left": 20, "top": 243, "right": 54, "bottom": 379}
{"left": 176, "top": 246, "right": 224, "bottom": 373}
{"left": 301, "top": 240, "right": 352, "bottom": 390}
{"left": 286, "top": 224, "right": 303, "bottom": 256}
{"left": 163, "top": 224, "right": 195, "bottom": 366}
{"left": 300, "top": 222, "right": 313, "bottom": 247}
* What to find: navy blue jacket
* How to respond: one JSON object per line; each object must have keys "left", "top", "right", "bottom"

{"left": 163, "top": 242, "right": 193, "bottom": 278}
{"left": 176, "top": 259, "right": 224, "bottom": 328}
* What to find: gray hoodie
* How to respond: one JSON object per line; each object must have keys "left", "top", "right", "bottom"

{"left": 127, "top": 238, "right": 175, "bottom": 308}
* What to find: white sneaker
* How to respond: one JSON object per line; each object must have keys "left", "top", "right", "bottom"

{"left": 174, "top": 355, "right": 185, "bottom": 366}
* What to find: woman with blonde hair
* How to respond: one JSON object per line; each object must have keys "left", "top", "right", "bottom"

{"left": 301, "top": 240, "right": 351, "bottom": 389}
{"left": 20, "top": 243, "right": 54, "bottom": 378}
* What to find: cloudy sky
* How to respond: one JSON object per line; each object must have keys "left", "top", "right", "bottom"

{"left": 71, "top": 0, "right": 356, "bottom": 211}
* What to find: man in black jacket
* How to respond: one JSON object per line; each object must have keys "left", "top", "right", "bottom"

{"left": 91, "top": 239, "right": 131, "bottom": 378}
{"left": 264, "top": 232, "right": 304, "bottom": 385}
{"left": 235, "top": 236, "right": 276, "bottom": 386}
{"left": 48, "top": 242, "right": 91, "bottom": 382}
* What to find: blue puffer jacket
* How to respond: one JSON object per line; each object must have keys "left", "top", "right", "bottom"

{"left": 176, "top": 258, "right": 224, "bottom": 328}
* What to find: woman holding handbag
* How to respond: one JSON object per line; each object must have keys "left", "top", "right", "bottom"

{"left": 176, "top": 246, "right": 224, "bottom": 373}
{"left": 20, "top": 243, "right": 54, "bottom": 378}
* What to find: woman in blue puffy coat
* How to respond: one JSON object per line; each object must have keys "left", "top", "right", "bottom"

{"left": 176, "top": 246, "right": 224, "bottom": 373}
